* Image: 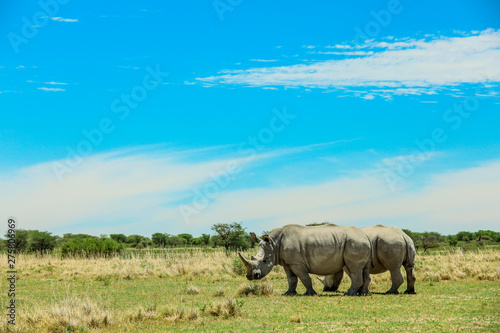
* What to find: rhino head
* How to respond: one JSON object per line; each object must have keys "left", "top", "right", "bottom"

{"left": 238, "top": 232, "right": 277, "bottom": 280}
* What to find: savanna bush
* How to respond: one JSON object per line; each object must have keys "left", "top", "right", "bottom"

{"left": 61, "top": 237, "right": 124, "bottom": 258}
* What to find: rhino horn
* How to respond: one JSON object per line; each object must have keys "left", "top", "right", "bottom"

{"left": 238, "top": 252, "right": 251, "bottom": 268}
{"left": 317, "top": 276, "right": 326, "bottom": 285}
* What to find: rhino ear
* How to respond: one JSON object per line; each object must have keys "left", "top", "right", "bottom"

{"left": 263, "top": 235, "right": 271, "bottom": 243}
{"left": 250, "top": 232, "right": 262, "bottom": 243}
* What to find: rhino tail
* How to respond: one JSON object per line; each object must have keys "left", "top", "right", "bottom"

{"left": 403, "top": 233, "right": 416, "bottom": 267}
{"left": 370, "top": 238, "right": 377, "bottom": 268}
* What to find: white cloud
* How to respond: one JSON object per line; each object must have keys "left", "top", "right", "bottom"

{"left": 197, "top": 29, "right": 500, "bottom": 94}
{"left": 1, "top": 143, "right": 498, "bottom": 236}
{"left": 51, "top": 17, "right": 78, "bottom": 22}
{"left": 313, "top": 51, "right": 374, "bottom": 56}
{"left": 186, "top": 159, "right": 500, "bottom": 234}
{"left": 45, "top": 81, "right": 68, "bottom": 85}
{"left": 38, "top": 87, "right": 66, "bottom": 92}
{"left": 250, "top": 59, "right": 278, "bottom": 62}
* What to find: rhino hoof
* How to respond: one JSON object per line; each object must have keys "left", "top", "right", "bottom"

{"left": 303, "top": 291, "right": 317, "bottom": 296}
{"left": 385, "top": 290, "right": 399, "bottom": 295}
{"left": 323, "top": 286, "right": 338, "bottom": 292}
{"left": 283, "top": 291, "right": 298, "bottom": 296}
{"left": 404, "top": 289, "right": 417, "bottom": 295}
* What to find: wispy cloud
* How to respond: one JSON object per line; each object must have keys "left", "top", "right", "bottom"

{"left": 45, "top": 81, "right": 68, "bottom": 85}
{"left": 197, "top": 29, "right": 500, "bottom": 96}
{"left": 51, "top": 17, "right": 78, "bottom": 22}
{"left": 250, "top": 59, "right": 278, "bottom": 63}
{"left": 1, "top": 144, "right": 498, "bottom": 236}
{"left": 38, "top": 87, "right": 66, "bottom": 92}
{"left": 0, "top": 143, "right": 344, "bottom": 235}
{"left": 184, "top": 159, "right": 500, "bottom": 234}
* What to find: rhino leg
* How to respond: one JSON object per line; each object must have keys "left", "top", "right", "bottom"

{"left": 289, "top": 264, "right": 317, "bottom": 296}
{"left": 343, "top": 265, "right": 364, "bottom": 296}
{"left": 359, "top": 266, "right": 371, "bottom": 296}
{"left": 385, "top": 267, "right": 404, "bottom": 294}
{"left": 282, "top": 265, "right": 298, "bottom": 296}
{"left": 404, "top": 264, "right": 417, "bottom": 294}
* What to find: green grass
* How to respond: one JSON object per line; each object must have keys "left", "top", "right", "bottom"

{"left": 2, "top": 249, "right": 499, "bottom": 332}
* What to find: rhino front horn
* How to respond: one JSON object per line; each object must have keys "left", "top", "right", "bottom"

{"left": 238, "top": 252, "right": 251, "bottom": 268}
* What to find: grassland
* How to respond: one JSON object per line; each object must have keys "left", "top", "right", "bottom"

{"left": 1, "top": 248, "right": 499, "bottom": 332}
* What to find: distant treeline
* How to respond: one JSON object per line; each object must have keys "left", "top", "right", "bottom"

{"left": 2, "top": 222, "right": 499, "bottom": 257}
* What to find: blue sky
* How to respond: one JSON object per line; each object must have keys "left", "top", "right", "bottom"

{"left": 1, "top": 0, "right": 499, "bottom": 237}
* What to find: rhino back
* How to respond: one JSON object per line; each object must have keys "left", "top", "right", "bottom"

{"left": 276, "top": 224, "right": 370, "bottom": 275}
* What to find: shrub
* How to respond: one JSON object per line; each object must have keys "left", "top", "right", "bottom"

{"left": 61, "top": 237, "right": 124, "bottom": 258}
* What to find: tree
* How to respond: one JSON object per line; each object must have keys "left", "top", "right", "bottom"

{"left": 211, "top": 222, "right": 246, "bottom": 255}
{"left": 456, "top": 231, "right": 475, "bottom": 242}
{"left": 110, "top": 234, "right": 127, "bottom": 243}
{"left": 447, "top": 235, "right": 458, "bottom": 246}
{"left": 201, "top": 233, "right": 211, "bottom": 245}
{"left": 4, "top": 229, "right": 30, "bottom": 253}
{"left": 27, "top": 230, "right": 57, "bottom": 255}
{"left": 419, "top": 232, "right": 444, "bottom": 253}
{"left": 152, "top": 233, "right": 168, "bottom": 247}
{"left": 178, "top": 233, "right": 194, "bottom": 245}
{"left": 126, "top": 235, "right": 146, "bottom": 247}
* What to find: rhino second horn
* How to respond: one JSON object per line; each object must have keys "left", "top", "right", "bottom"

{"left": 317, "top": 276, "right": 326, "bottom": 285}
{"left": 238, "top": 252, "right": 251, "bottom": 268}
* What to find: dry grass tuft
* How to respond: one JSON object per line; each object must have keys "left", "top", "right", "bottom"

{"left": 214, "top": 287, "right": 226, "bottom": 297}
{"left": 207, "top": 298, "right": 240, "bottom": 318}
{"left": 290, "top": 316, "right": 302, "bottom": 323}
{"left": 161, "top": 306, "right": 185, "bottom": 323}
{"left": 186, "top": 285, "right": 200, "bottom": 295}
{"left": 20, "top": 296, "right": 113, "bottom": 332}
{"left": 236, "top": 283, "right": 274, "bottom": 296}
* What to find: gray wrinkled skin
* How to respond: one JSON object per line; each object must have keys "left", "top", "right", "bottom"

{"left": 238, "top": 224, "right": 372, "bottom": 296}
{"left": 318, "top": 225, "right": 417, "bottom": 294}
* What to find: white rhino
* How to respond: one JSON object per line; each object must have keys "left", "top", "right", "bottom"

{"left": 238, "top": 224, "right": 373, "bottom": 296}
{"left": 318, "top": 224, "right": 416, "bottom": 294}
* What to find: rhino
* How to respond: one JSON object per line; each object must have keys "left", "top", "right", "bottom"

{"left": 238, "top": 224, "right": 373, "bottom": 296}
{"left": 317, "top": 225, "right": 416, "bottom": 294}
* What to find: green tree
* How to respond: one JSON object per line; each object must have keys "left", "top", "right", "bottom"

{"left": 178, "top": 233, "right": 194, "bottom": 245}
{"left": 419, "top": 231, "right": 444, "bottom": 252}
{"left": 456, "top": 231, "right": 475, "bottom": 242}
{"left": 447, "top": 235, "right": 458, "bottom": 246}
{"left": 211, "top": 222, "right": 246, "bottom": 255}
{"left": 110, "top": 234, "right": 127, "bottom": 243}
{"left": 126, "top": 235, "right": 146, "bottom": 247}
{"left": 27, "top": 230, "right": 57, "bottom": 255}
{"left": 201, "top": 233, "right": 211, "bottom": 245}
{"left": 152, "top": 233, "right": 168, "bottom": 247}
{"left": 4, "top": 229, "right": 30, "bottom": 253}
